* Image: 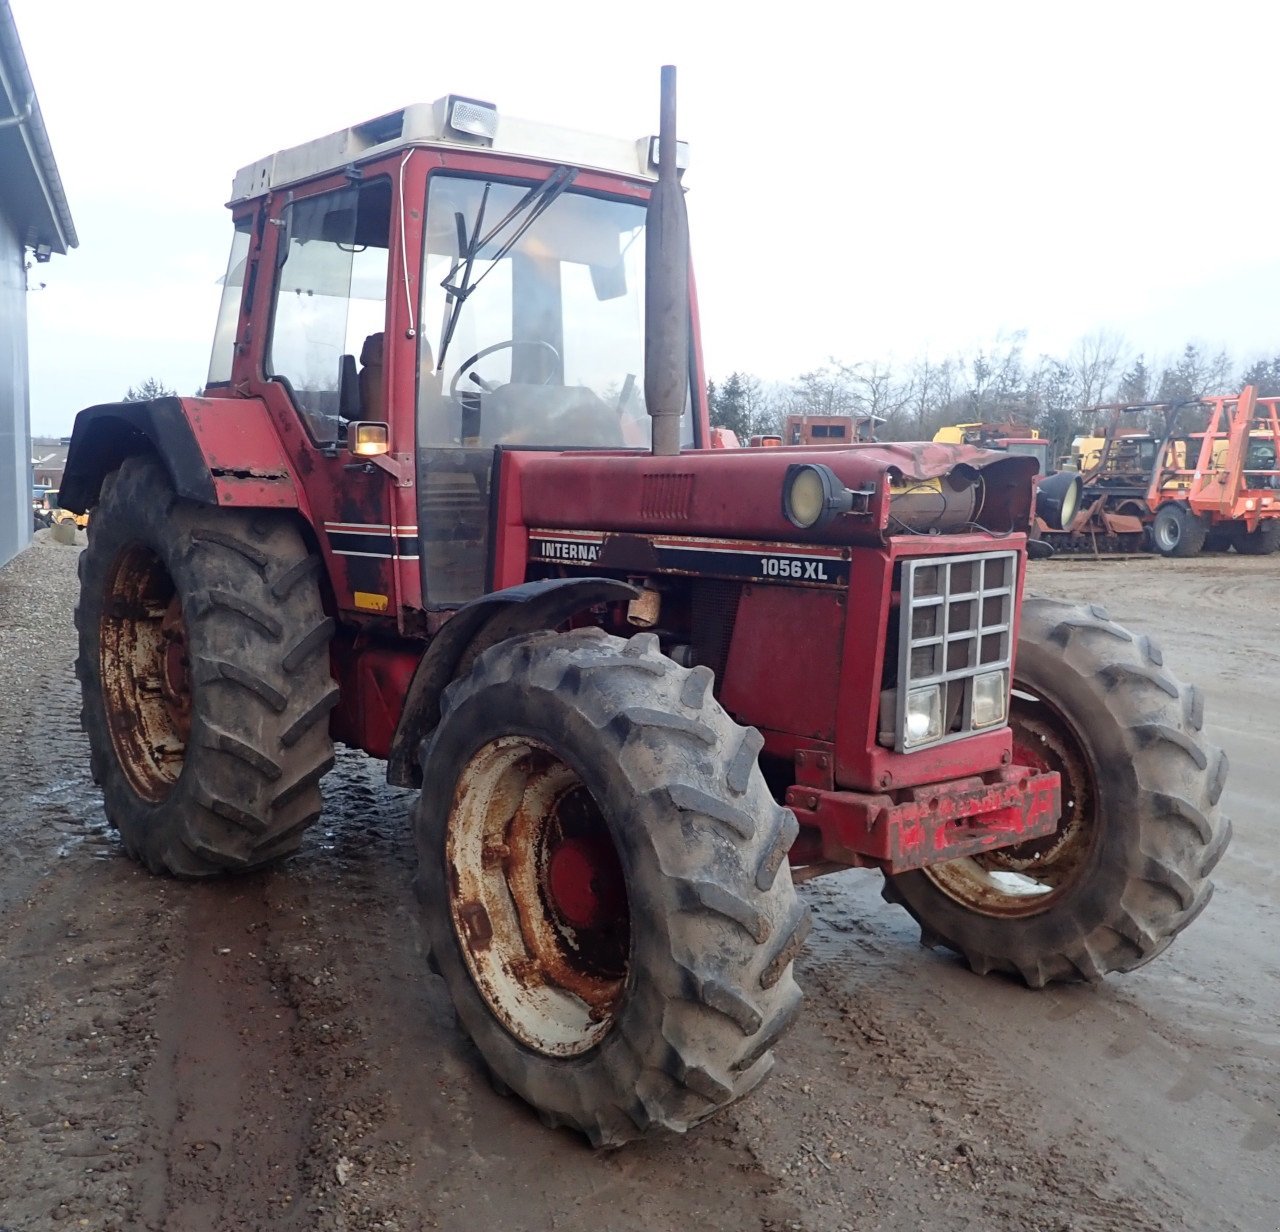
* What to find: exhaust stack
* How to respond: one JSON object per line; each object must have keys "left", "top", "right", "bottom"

{"left": 644, "top": 65, "right": 689, "bottom": 457}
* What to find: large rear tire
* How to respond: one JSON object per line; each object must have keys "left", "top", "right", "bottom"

{"left": 1234, "top": 522, "right": 1280, "bottom": 555}
{"left": 75, "top": 455, "right": 337, "bottom": 875}
{"left": 881, "top": 597, "right": 1230, "bottom": 987}
{"left": 413, "top": 628, "right": 806, "bottom": 1146}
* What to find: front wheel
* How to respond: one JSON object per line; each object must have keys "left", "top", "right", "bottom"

{"left": 881, "top": 597, "right": 1230, "bottom": 987}
{"left": 1151, "top": 504, "right": 1207, "bottom": 557}
{"left": 413, "top": 628, "right": 807, "bottom": 1146}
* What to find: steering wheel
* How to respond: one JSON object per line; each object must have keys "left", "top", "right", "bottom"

{"left": 448, "top": 339, "right": 562, "bottom": 399}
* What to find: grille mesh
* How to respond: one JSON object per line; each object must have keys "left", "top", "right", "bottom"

{"left": 895, "top": 551, "right": 1017, "bottom": 752}
{"left": 691, "top": 579, "right": 742, "bottom": 684}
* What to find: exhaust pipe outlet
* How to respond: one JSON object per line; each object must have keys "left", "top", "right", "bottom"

{"left": 644, "top": 65, "right": 689, "bottom": 457}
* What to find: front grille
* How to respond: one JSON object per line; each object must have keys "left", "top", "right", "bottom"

{"left": 894, "top": 551, "right": 1017, "bottom": 752}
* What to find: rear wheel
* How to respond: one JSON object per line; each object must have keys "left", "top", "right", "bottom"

{"left": 414, "top": 628, "right": 806, "bottom": 1146}
{"left": 881, "top": 597, "right": 1230, "bottom": 987}
{"left": 1151, "top": 504, "right": 1207, "bottom": 557}
{"left": 1234, "top": 522, "right": 1280, "bottom": 555}
{"left": 76, "top": 455, "right": 337, "bottom": 875}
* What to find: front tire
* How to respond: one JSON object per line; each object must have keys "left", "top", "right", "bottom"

{"left": 413, "top": 628, "right": 806, "bottom": 1146}
{"left": 881, "top": 597, "right": 1230, "bottom": 987}
{"left": 76, "top": 455, "right": 337, "bottom": 875}
{"left": 1152, "top": 504, "right": 1207, "bottom": 557}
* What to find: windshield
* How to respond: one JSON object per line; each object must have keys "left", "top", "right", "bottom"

{"left": 418, "top": 172, "right": 693, "bottom": 450}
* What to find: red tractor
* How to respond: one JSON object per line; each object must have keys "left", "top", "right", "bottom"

{"left": 60, "top": 71, "right": 1228, "bottom": 1147}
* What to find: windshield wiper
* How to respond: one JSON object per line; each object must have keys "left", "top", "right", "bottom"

{"left": 436, "top": 165, "right": 579, "bottom": 372}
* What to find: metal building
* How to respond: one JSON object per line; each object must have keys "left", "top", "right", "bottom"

{"left": 0, "top": 1, "right": 76, "bottom": 569}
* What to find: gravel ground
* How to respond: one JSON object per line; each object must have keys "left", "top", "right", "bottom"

{"left": 0, "top": 533, "right": 1274, "bottom": 1231}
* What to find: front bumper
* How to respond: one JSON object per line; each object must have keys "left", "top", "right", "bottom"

{"left": 785, "top": 766, "right": 1061, "bottom": 875}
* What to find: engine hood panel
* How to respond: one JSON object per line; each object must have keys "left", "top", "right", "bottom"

{"left": 513, "top": 443, "right": 1037, "bottom": 544}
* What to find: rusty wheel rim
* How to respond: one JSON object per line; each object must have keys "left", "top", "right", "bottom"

{"left": 446, "top": 736, "right": 630, "bottom": 1057}
{"left": 921, "top": 699, "right": 1096, "bottom": 918}
{"left": 99, "top": 544, "right": 189, "bottom": 802}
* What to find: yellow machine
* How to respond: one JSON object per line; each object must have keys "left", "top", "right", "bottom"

{"left": 37, "top": 490, "right": 89, "bottom": 530}
{"left": 933, "top": 422, "right": 1041, "bottom": 447}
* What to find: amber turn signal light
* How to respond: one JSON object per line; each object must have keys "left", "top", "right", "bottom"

{"left": 349, "top": 422, "right": 390, "bottom": 457}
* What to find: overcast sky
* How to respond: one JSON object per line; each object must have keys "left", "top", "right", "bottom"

{"left": 14, "top": 0, "right": 1280, "bottom": 434}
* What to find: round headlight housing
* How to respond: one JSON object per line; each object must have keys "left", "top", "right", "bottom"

{"left": 782, "top": 463, "right": 850, "bottom": 529}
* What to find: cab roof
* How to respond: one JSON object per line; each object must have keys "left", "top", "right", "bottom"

{"left": 230, "top": 96, "right": 665, "bottom": 204}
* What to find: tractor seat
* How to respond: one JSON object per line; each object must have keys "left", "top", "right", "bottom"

{"left": 358, "top": 332, "right": 385, "bottom": 420}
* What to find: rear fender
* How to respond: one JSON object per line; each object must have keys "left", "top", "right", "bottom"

{"left": 60, "top": 397, "right": 299, "bottom": 514}
{"left": 386, "top": 577, "right": 639, "bottom": 788}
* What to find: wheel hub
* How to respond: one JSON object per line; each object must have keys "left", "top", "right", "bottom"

{"left": 546, "top": 834, "right": 625, "bottom": 931}
{"left": 446, "top": 737, "right": 630, "bottom": 1057}
{"left": 99, "top": 545, "right": 189, "bottom": 802}
{"left": 922, "top": 700, "right": 1096, "bottom": 916}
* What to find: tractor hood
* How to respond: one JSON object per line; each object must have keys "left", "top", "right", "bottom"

{"left": 514, "top": 442, "right": 1037, "bottom": 545}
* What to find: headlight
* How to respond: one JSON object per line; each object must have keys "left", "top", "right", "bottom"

{"left": 904, "top": 685, "right": 943, "bottom": 748}
{"left": 971, "top": 669, "right": 1007, "bottom": 728}
{"left": 781, "top": 463, "right": 871, "bottom": 529}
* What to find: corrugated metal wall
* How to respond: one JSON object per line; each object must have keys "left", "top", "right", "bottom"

{"left": 0, "top": 203, "right": 30, "bottom": 569}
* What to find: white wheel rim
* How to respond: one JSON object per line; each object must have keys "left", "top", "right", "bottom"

{"left": 445, "top": 736, "right": 629, "bottom": 1057}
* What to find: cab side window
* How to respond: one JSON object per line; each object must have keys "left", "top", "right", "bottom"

{"left": 266, "top": 179, "right": 391, "bottom": 444}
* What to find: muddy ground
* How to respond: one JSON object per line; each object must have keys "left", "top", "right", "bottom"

{"left": 0, "top": 532, "right": 1274, "bottom": 1232}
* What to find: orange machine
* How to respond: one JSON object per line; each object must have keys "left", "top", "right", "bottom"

{"left": 785, "top": 413, "right": 883, "bottom": 445}
{"left": 1148, "top": 386, "right": 1280, "bottom": 556}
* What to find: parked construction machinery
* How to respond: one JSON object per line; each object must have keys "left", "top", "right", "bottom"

{"left": 932, "top": 423, "right": 1079, "bottom": 536}
{"left": 1041, "top": 405, "right": 1162, "bottom": 552}
{"left": 1044, "top": 389, "right": 1280, "bottom": 555}
{"left": 59, "top": 70, "right": 1228, "bottom": 1147}
{"left": 932, "top": 422, "right": 1053, "bottom": 479}
{"left": 32, "top": 488, "right": 88, "bottom": 536}
{"left": 1148, "top": 387, "right": 1280, "bottom": 556}
{"left": 785, "top": 413, "right": 884, "bottom": 446}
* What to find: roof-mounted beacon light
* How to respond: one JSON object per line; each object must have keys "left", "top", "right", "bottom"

{"left": 434, "top": 96, "right": 498, "bottom": 145}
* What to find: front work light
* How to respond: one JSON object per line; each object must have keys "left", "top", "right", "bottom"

{"left": 646, "top": 136, "right": 691, "bottom": 173}
{"left": 970, "top": 669, "right": 1008, "bottom": 729}
{"left": 904, "top": 685, "right": 943, "bottom": 748}
{"left": 439, "top": 95, "right": 498, "bottom": 144}
{"left": 349, "top": 421, "right": 390, "bottom": 457}
{"left": 781, "top": 463, "right": 872, "bottom": 529}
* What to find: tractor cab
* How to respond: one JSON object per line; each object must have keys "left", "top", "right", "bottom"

{"left": 202, "top": 96, "right": 698, "bottom": 613}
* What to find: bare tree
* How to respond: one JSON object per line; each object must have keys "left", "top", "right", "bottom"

{"left": 841, "top": 360, "right": 909, "bottom": 436}
{"left": 901, "top": 354, "right": 958, "bottom": 439}
{"left": 964, "top": 332, "right": 1028, "bottom": 420}
{"left": 790, "top": 362, "right": 863, "bottom": 416}
{"left": 1067, "top": 329, "right": 1126, "bottom": 409}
